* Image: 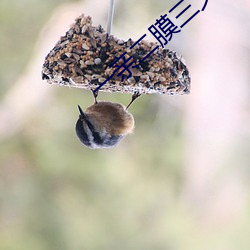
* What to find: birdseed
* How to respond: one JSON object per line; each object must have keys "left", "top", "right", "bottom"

{"left": 42, "top": 14, "right": 191, "bottom": 95}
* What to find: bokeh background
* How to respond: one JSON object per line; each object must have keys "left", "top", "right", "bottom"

{"left": 1, "top": 0, "right": 250, "bottom": 249}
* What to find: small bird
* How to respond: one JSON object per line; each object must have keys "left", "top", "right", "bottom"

{"left": 75, "top": 91, "right": 140, "bottom": 149}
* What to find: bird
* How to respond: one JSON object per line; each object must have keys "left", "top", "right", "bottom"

{"left": 75, "top": 91, "right": 140, "bottom": 149}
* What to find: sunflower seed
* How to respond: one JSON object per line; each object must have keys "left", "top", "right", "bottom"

{"left": 98, "top": 77, "right": 106, "bottom": 83}
{"left": 75, "top": 24, "right": 80, "bottom": 34}
{"left": 65, "top": 52, "right": 72, "bottom": 58}
{"left": 147, "top": 72, "right": 154, "bottom": 78}
{"left": 74, "top": 66, "right": 83, "bottom": 75}
{"left": 63, "top": 58, "right": 75, "bottom": 64}
{"left": 72, "top": 76, "right": 84, "bottom": 83}
{"left": 57, "top": 59, "right": 67, "bottom": 66}
{"left": 82, "top": 43, "right": 90, "bottom": 50}
{"left": 85, "top": 60, "right": 94, "bottom": 65}
{"left": 72, "top": 53, "right": 80, "bottom": 60}
{"left": 92, "top": 74, "right": 101, "bottom": 79}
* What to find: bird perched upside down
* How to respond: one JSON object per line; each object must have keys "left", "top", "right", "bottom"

{"left": 75, "top": 91, "right": 140, "bottom": 149}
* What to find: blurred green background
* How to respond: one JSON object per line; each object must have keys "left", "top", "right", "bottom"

{"left": 1, "top": 0, "right": 250, "bottom": 250}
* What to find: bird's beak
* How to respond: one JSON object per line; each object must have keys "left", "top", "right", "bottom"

{"left": 77, "top": 105, "right": 86, "bottom": 119}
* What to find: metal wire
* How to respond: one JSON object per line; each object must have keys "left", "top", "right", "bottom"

{"left": 107, "top": 0, "right": 115, "bottom": 34}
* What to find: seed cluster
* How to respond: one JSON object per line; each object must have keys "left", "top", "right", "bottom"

{"left": 42, "top": 14, "right": 190, "bottom": 95}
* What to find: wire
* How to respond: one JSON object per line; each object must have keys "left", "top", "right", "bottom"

{"left": 107, "top": 0, "right": 115, "bottom": 35}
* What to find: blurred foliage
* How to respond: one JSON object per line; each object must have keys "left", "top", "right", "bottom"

{"left": 0, "top": 0, "right": 72, "bottom": 98}
{"left": 1, "top": 1, "right": 250, "bottom": 250}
